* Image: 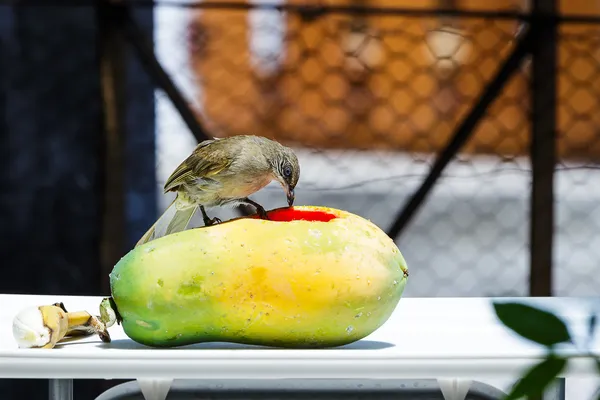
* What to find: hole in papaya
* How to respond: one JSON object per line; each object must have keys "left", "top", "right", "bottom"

{"left": 263, "top": 208, "right": 337, "bottom": 222}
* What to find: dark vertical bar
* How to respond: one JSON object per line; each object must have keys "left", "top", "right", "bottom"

{"left": 529, "top": 0, "right": 557, "bottom": 297}
{"left": 122, "top": 6, "right": 157, "bottom": 249}
{"left": 97, "top": 0, "right": 126, "bottom": 294}
{"left": 0, "top": 20, "right": 7, "bottom": 223}
{"left": 92, "top": 1, "right": 155, "bottom": 395}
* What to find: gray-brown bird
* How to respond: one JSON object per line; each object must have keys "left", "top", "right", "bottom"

{"left": 136, "top": 135, "right": 300, "bottom": 247}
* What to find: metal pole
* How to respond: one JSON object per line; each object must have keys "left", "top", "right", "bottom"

{"left": 386, "top": 27, "right": 534, "bottom": 240}
{"left": 49, "top": 379, "right": 73, "bottom": 400}
{"left": 0, "top": 37, "right": 6, "bottom": 194}
{"left": 529, "top": 0, "right": 557, "bottom": 297}
{"left": 97, "top": 0, "right": 127, "bottom": 294}
{"left": 543, "top": 378, "right": 566, "bottom": 400}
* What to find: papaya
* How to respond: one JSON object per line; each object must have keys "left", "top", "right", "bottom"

{"left": 109, "top": 205, "right": 409, "bottom": 348}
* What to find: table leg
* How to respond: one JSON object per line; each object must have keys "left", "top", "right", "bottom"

{"left": 49, "top": 378, "right": 73, "bottom": 400}
{"left": 137, "top": 378, "right": 173, "bottom": 400}
{"left": 437, "top": 378, "right": 472, "bottom": 400}
{"left": 543, "top": 378, "right": 565, "bottom": 400}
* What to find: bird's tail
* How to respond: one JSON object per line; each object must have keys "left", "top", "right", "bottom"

{"left": 135, "top": 198, "right": 198, "bottom": 247}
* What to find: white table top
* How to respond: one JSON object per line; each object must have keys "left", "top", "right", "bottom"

{"left": 1, "top": 294, "right": 599, "bottom": 380}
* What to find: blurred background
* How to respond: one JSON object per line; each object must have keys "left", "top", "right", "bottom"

{"left": 1, "top": 0, "right": 600, "bottom": 398}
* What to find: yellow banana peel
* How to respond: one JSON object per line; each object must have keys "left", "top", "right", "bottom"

{"left": 12, "top": 299, "right": 116, "bottom": 349}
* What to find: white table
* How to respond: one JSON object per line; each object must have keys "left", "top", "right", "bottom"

{"left": 1, "top": 294, "right": 598, "bottom": 400}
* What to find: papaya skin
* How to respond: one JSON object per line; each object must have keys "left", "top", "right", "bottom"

{"left": 109, "top": 205, "right": 408, "bottom": 348}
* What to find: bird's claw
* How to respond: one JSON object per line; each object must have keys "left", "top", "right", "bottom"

{"left": 204, "top": 217, "right": 222, "bottom": 226}
{"left": 256, "top": 208, "right": 270, "bottom": 220}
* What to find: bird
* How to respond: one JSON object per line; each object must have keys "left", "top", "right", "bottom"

{"left": 136, "top": 135, "right": 300, "bottom": 247}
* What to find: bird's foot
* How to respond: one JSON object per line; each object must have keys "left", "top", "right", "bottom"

{"left": 239, "top": 198, "right": 270, "bottom": 220}
{"left": 256, "top": 207, "right": 270, "bottom": 220}
{"left": 203, "top": 217, "right": 222, "bottom": 227}
{"left": 200, "top": 205, "right": 222, "bottom": 227}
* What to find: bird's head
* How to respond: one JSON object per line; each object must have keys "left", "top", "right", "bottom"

{"left": 270, "top": 145, "right": 300, "bottom": 207}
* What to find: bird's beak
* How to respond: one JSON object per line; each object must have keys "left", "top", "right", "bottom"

{"left": 286, "top": 187, "right": 295, "bottom": 207}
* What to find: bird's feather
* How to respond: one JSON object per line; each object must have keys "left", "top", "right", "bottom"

{"left": 163, "top": 139, "right": 234, "bottom": 193}
{"left": 135, "top": 199, "right": 197, "bottom": 247}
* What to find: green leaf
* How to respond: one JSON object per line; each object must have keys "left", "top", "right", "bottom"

{"left": 493, "top": 302, "right": 572, "bottom": 346}
{"left": 504, "top": 355, "right": 567, "bottom": 400}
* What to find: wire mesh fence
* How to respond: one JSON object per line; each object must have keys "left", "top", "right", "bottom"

{"left": 149, "top": 2, "right": 599, "bottom": 298}
{"left": 555, "top": 24, "right": 600, "bottom": 297}
{"left": 7, "top": 3, "right": 600, "bottom": 399}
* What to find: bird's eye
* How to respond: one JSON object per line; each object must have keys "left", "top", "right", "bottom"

{"left": 283, "top": 165, "right": 292, "bottom": 178}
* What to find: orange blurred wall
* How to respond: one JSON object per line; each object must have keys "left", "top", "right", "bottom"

{"left": 186, "top": 0, "right": 600, "bottom": 161}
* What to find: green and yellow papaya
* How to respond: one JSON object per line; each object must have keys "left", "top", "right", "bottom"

{"left": 109, "top": 205, "right": 409, "bottom": 348}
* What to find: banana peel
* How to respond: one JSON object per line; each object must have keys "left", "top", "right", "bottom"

{"left": 12, "top": 298, "right": 117, "bottom": 349}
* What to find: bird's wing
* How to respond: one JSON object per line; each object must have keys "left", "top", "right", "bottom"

{"left": 163, "top": 139, "right": 233, "bottom": 193}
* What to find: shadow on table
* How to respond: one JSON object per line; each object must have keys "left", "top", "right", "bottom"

{"left": 85, "top": 339, "right": 395, "bottom": 350}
